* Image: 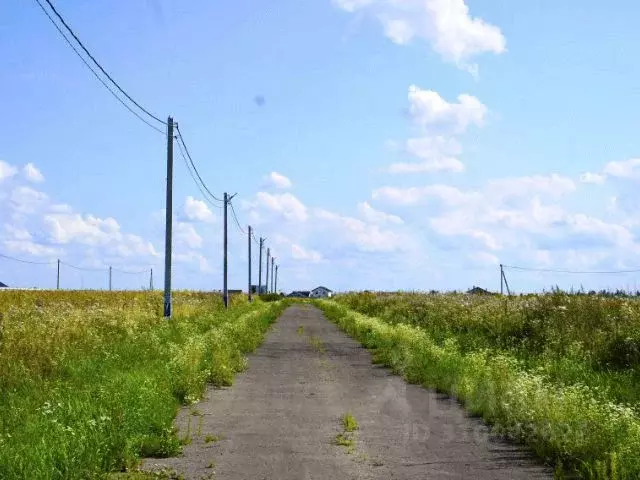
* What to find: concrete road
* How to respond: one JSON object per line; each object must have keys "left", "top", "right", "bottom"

{"left": 143, "top": 304, "right": 551, "bottom": 479}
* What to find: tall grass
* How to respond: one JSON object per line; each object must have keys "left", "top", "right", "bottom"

{"left": 337, "top": 292, "right": 640, "bottom": 405}
{"left": 319, "top": 294, "right": 640, "bottom": 479}
{"left": 0, "top": 290, "right": 286, "bottom": 479}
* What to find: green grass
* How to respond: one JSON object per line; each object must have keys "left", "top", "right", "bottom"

{"left": 308, "top": 335, "right": 326, "bottom": 353}
{"left": 296, "top": 325, "right": 304, "bottom": 335}
{"left": 204, "top": 434, "right": 222, "bottom": 444}
{"left": 0, "top": 290, "right": 289, "bottom": 479}
{"left": 333, "top": 412, "right": 359, "bottom": 454}
{"left": 333, "top": 433, "right": 354, "bottom": 448}
{"left": 317, "top": 295, "right": 640, "bottom": 479}
{"left": 342, "top": 412, "right": 359, "bottom": 432}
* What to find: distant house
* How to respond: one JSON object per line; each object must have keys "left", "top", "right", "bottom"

{"left": 287, "top": 291, "right": 310, "bottom": 298}
{"left": 251, "top": 285, "right": 267, "bottom": 294}
{"left": 0, "top": 281, "right": 8, "bottom": 288}
{"left": 467, "top": 286, "right": 491, "bottom": 295}
{"left": 228, "top": 289, "right": 243, "bottom": 295}
{"left": 310, "top": 286, "right": 333, "bottom": 298}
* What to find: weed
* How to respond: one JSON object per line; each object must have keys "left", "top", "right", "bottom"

{"left": 204, "top": 434, "right": 221, "bottom": 444}
{"left": 197, "top": 415, "right": 204, "bottom": 437}
{"left": 333, "top": 433, "right": 354, "bottom": 448}
{"left": 308, "top": 335, "right": 326, "bottom": 354}
{"left": 296, "top": 326, "right": 304, "bottom": 335}
{"left": 317, "top": 296, "right": 640, "bottom": 479}
{"left": 0, "top": 291, "right": 289, "bottom": 479}
{"left": 342, "top": 412, "right": 359, "bottom": 432}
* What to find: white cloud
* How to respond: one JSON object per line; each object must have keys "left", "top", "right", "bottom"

{"left": 408, "top": 86, "right": 488, "bottom": 133}
{"left": 603, "top": 158, "right": 640, "bottom": 180}
{"left": 254, "top": 192, "right": 308, "bottom": 222}
{"left": 3, "top": 239, "right": 60, "bottom": 257}
{"left": 383, "top": 87, "right": 487, "bottom": 174}
{"left": 357, "top": 202, "right": 404, "bottom": 224}
{"left": 110, "top": 234, "right": 158, "bottom": 258}
{"left": 580, "top": 172, "right": 606, "bottom": 184}
{"left": 388, "top": 136, "right": 464, "bottom": 173}
{"left": 183, "top": 196, "right": 216, "bottom": 223}
{"left": 335, "top": 0, "right": 506, "bottom": 72}
{"left": 3, "top": 224, "right": 32, "bottom": 241}
{"left": 315, "top": 208, "right": 406, "bottom": 252}
{"left": 264, "top": 172, "right": 293, "bottom": 189}
{"left": 175, "top": 222, "right": 203, "bottom": 249}
{"left": 388, "top": 157, "right": 464, "bottom": 174}
{"left": 174, "top": 252, "right": 213, "bottom": 273}
{"left": 0, "top": 160, "right": 18, "bottom": 181}
{"left": 486, "top": 174, "right": 576, "bottom": 199}
{"left": 373, "top": 184, "right": 478, "bottom": 206}
{"left": 291, "top": 244, "right": 323, "bottom": 263}
{"left": 44, "top": 213, "right": 120, "bottom": 245}
{"left": 468, "top": 251, "right": 499, "bottom": 266}
{"left": 10, "top": 186, "right": 50, "bottom": 214}
{"left": 23, "top": 163, "right": 45, "bottom": 183}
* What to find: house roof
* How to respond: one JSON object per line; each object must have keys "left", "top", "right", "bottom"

{"left": 0, "top": 281, "right": 8, "bottom": 288}
{"left": 311, "top": 286, "right": 332, "bottom": 292}
{"left": 467, "top": 286, "right": 491, "bottom": 295}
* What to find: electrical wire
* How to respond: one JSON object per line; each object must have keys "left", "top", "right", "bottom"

{"left": 251, "top": 232, "right": 261, "bottom": 247}
{"left": 229, "top": 201, "right": 247, "bottom": 235}
{"left": 40, "top": 0, "right": 166, "bottom": 126}
{"left": 60, "top": 261, "right": 107, "bottom": 272}
{"left": 175, "top": 138, "right": 223, "bottom": 211}
{"left": 111, "top": 267, "right": 152, "bottom": 275}
{"left": 33, "top": 0, "right": 165, "bottom": 134}
{"left": 175, "top": 125, "right": 224, "bottom": 203}
{"left": 0, "top": 253, "right": 57, "bottom": 265}
{"left": 503, "top": 265, "right": 640, "bottom": 275}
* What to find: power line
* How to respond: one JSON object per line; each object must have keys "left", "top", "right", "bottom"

{"left": 251, "top": 230, "right": 261, "bottom": 246}
{"left": 111, "top": 266, "right": 152, "bottom": 275}
{"left": 33, "top": 0, "right": 165, "bottom": 134}
{"left": 503, "top": 264, "right": 640, "bottom": 275}
{"left": 0, "top": 253, "right": 57, "bottom": 265}
{"left": 40, "top": 0, "right": 166, "bottom": 126}
{"left": 175, "top": 138, "right": 223, "bottom": 211}
{"left": 60, "top": 261, "right": 107, "bottom": 272}
{"left": 229, "top": 201, "right": 247, "bottom": 235}
{"left": 175, "top": 125, "right": 224, "bottom": 203}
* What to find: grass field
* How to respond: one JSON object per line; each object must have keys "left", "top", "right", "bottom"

{"left": 318, "top": 292, "right": 640, "bottom": 479}
{"left": 0, "top": 290, "right": 286, "bottom": 479}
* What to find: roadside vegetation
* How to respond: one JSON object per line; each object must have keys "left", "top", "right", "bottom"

{"left": 317, "top": 292, "right": 640, "bottom": 479}
{"left": 333, "top": 412, "right": 359, "bottom": 453}
{"left": 0, "top": 290, "right": 286, "bottom": 480}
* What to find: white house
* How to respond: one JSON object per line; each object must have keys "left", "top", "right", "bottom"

{"left": 310, "top": 286, "right": 333, "bottom": 298}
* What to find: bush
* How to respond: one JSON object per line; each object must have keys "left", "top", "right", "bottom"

{"left": 259, "top": 293, "right": 282, "bottom": 302}
{"left": 317, "top": 295, "right": 640, "bottom": 479}
{"left": 0, "top": 291, "right": 287, "bottom": 479}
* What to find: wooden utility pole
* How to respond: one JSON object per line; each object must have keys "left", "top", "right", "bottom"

{"left": 258, "top": 237, "right": 264, "bottom": 295}
{"left": 223, "top": 192, "right": 229, "bottom": 308}
{"left": 56, "top": 259, "right": 60, "bottom": 290}
{"left": 266, "top": 248, "right": 270, "bottom": 294}
{"left": 109, "top": 266, "right": 112, "bottom": 291}
{"left": 271, "top": 257, "right": 275, "bottom": 293}
{"left": 248, "top": 226, "right": 252, "bottom": 302}
{"left": 275, "top": 264, "right": 278, "bottom": 293}
{"left": 163, "top": 116, "right": 174, "bottom": 318}
{"left": 149, "top": 268, "right": 153, "bottom": 291}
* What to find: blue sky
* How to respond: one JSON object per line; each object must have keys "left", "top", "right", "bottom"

{"left": 2, "top": 0, "right": 640, "bottom": 293}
